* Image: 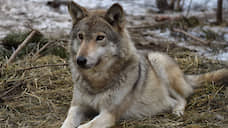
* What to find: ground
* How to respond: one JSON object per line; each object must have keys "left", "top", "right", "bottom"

{"left": 0, "top": 40, "right": 227, "bottom": 128}
{"left": 0, "top": 1, "right": 228, "bottom": 127}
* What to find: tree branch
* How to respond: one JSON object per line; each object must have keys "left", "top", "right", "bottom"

{"left": 17, "top": 63, "right": 68, "bottom": 72}
{"left": 7, "top": 30, "right": 37, "bottom": 64}
{"left": 173, "top": 28, "right": 209, "bottom": 45}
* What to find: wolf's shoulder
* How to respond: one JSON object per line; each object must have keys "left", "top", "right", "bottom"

{"left": 147, "top": 52, "right": 173, "bottom": 63}
{"left": 145, "top": 51, "right": 178, "bottom": 75}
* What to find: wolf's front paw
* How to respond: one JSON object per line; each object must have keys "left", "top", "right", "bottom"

{"left": 172, "top": 109, "right": 184, "bottom": 116}
{"left": 78, "top": 122, "right": 105, "bottom": 128}
{"left": 61, "top": 123, "right": 77, "bottom": 128}
{"left": 172, "top": 99, "right": 186, "bottom": 117}
{"left": 78, "top": 123, "right": 93, "bottom": 128}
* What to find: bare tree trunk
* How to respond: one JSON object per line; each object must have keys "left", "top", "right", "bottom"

{"left": 156, "top": 0, "right": 184, "bottom": 12}
{"left": 176, "top": 0, "right": 182, "bottom": 11}
{"left": 156, "top": 0, "right": 169, "bottom": 12}
{"left": 169, "top": 0, "right": 175, "bottom": 10}
{"left": 216, "top": 0, "right": 223, "bottom": 24}
{"left": 186, "top": 0, "right": 192, "bottom": 17}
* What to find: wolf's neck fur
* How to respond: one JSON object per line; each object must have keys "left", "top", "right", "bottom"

{"left": 77, "top": 29, "right": 140, "bottom": 93}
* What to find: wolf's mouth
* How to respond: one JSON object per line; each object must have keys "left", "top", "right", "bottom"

{"left": 94, "top": 59, "right": 101, "bottom": 67}
{"left": 79, "top": 59, "right": 101, "bottom": 69}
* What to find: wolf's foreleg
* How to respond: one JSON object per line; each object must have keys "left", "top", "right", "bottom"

{"left": 78, "top": 110, "right": 115, "bottom": 128}
{"left": 61, "top": 106, "right": 87, "bottom": 128}
{"left": 169, "top": 88, "right": 187, "bottom": 116}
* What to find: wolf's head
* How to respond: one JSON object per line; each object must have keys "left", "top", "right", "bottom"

{"left": 68, "top": 1, "right": 134, "bottom": 71}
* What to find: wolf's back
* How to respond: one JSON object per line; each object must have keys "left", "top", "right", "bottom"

{"left": 186, "top": 68, "right": 228, "bottom": 87}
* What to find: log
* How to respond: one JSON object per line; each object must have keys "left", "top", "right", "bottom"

{"left": 173, "top": 28, "right": 209, "bottom": 45}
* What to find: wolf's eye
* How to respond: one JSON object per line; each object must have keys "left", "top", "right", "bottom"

{"left": 96, "top": 35, "right": 105, "bottom": 41}
{"left": 78, "top": 33, "right": 83, "bottom": 40}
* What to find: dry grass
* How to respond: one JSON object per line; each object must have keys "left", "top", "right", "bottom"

{"left": 0, "top": 44, "right": 227, "bottom": 128}
{"left": 0, "top": 55, "right": 72, "bottom": 128}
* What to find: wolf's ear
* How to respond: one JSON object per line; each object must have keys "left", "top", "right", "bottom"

{"left": 105, "top": 3, "right": 126, "bottom": 29}
{"left": 68, "top": 1, "right": 88, "bottom": 24}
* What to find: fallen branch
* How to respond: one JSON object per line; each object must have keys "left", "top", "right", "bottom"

{"left": 0, "top": 82, "right": 23, "bottom": 102}
{"left": 128, "top": 10, "right": 228, "bottom": 31}
{"left": 127, "top": 16, "right": 181, "bottom": 30}
{"left": 33, "top": 41, "right": 53, "bottom": 59}
{"left": 127, "top": 21, "right": 170, "bottom": 30}
{"left": 7, "top": 30, "right": 37, "bottom": 64}
{"left": 173, "top": 28, "right": 209, "bottom": 45}
{"left": 17, "top": 63, "right": 68, "bottom": 72}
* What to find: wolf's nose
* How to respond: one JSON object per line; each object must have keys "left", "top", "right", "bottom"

{"left": 76, "top": 56, "right": 87, "bottom": 67}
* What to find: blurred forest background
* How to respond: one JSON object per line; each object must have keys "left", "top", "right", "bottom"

{"left": 0, "top": 0, "right": 228, "bottom": 128}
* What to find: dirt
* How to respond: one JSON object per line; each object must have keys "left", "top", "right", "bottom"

{"left": 0, "top": 34, "right": 228, "bottom": 128}
{"left": 0, "top": 0, "right": 228, "bottom": 128}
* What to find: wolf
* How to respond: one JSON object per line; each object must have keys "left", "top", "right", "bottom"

{"left": 61, "top": 1, "right": 228, "bottom": 128}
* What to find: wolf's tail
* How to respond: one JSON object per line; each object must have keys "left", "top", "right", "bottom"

{"left": 186, "top": 68, "right": 228, "bottom": 88}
